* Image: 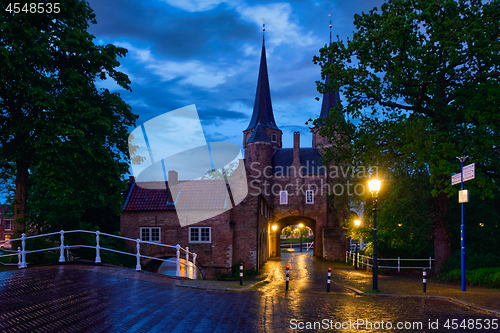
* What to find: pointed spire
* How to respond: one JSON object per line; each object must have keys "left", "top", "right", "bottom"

{"left": 320, "top": 14, "right": 342, "bottom": 119}
{"left": 247, "top": 121, "right": 271, "bottom": 144}
{"left": 245, "top": 27, "right": 279, "bottom": 131}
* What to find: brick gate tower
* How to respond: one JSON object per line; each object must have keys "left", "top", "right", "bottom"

{"left": 243, "top": 34, "right": 350, "bottom": 261}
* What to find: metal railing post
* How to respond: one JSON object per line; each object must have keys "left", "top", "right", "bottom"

{"left": 176, "top": 244, "right": 180, "bottom": 277}
{"left": 17, "top": 247, "right": 21, "bottom": 269}
{"left": 193, "top": 253, "right": 197, "bottom": 268}
{"left": 398, "top": 257, "right": 400, "bottom": 273}
{"left": 185, "top": 246, "right": 189, "bottom": 268}
{"left": 59, "top": 230, "right": 65, "bottom": 262}
{"left": 429, "top": 257, "right": 432, "bottom": 269}
{"left": 135, "top": 239, "right": 141, "bottom": 271}
{"left": 21, "top": 233, "right": 27, "bottom": 268}
{"left": 95, "top": 231, "right": 101, "bottom": 263}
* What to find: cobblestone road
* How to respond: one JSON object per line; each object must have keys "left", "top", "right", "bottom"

{"left": 0, "top": 254, "right": 498, "bottom": 332}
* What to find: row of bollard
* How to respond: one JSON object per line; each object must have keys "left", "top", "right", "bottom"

{"left": 282, "top": 267, "right": 429, "bottom": 292}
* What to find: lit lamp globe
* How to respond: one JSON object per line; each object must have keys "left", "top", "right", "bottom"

{"left": 299, "top": 223, "right": 304, "bottom": 228}
{"left": 272, "top": 225, "right": 278, "bottom": 231}
{"left": 354, "top": 219, "right": 361, "bottom": 227}
{"left": 368, "top": 179, "right": 382, "bottom": 196}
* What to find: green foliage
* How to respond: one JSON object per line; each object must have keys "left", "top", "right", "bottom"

{"left": 64, "top": 224, "right": 135, "bottom": 268}
{"left": 227, "top": 261, "right": 257, "bottom": 279}
{"left": 314, "top": 0, "right": 500, "bottom": 272}
{"left": 281, "top": 226, "right": 292, "bottom": 237}
{"left": 437, "top": 267, "right": 500, "bottom": 288}
{"left": 0, "top": 0, "right": 138, "bottom": 233}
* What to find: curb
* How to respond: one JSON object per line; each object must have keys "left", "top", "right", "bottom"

{"left": 173, "top": 261, "right": 279, "bottom": 291}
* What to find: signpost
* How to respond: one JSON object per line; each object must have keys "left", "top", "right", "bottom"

{"left": 452, "top": 158, "right": 474, "bottom": 292}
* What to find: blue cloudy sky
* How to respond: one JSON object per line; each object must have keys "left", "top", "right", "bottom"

{"left": 87, "top": 0, "right": 385, "bottom": 157}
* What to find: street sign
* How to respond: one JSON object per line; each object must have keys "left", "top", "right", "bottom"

{"left": 462, "top": 163, "right": 475, "bottom": 181}
{"left": 451, "top": 163, "right": 475, "bottom": 185}
{"left": 459, "top": 190, "right": 469, "bottom": 203}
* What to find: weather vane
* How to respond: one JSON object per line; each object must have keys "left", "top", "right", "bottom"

{"left": 329, "top": 14, "right": 332, "bottom": 44}
{"left": 262, "top": 17, "right": 265, "bottom": 32}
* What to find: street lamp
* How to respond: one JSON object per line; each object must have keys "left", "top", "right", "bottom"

{"left": 354, "top": 219, "right": 361, "bottom": 269}
{"left": 368, "top": 178, "right": 382, "bottom": 291}
{"left": 272, "top": 225, "right": 278, "bottom": 231}
{"left": 299, "top": 224, "right": 304, "bottom": 252}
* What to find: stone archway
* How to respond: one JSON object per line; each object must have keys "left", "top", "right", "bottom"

{"left": 269, "top": 216, "right": 318, "bottom": 258}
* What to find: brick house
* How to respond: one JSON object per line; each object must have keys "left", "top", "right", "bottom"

{"left": 120, "top": 36, "right": 349, "bottom": 278}
{"left": 0, "top": 205, "right": 13, "bottom": 248}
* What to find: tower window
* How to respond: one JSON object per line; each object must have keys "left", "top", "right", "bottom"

{"left": 280, "top": 190, "right": 288, "bottom": 204}
{"left": 306, "top": 190, "right": 314, "bottom": 204}
{"left": 271, "top": 134, "right": 277, "bottom": 142}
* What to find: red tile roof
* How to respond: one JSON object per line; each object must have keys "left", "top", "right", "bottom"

{"left": 123, "top": 180, "right": 229, "bottom": 211}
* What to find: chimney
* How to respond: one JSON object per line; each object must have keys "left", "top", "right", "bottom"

{"left": 292, "top": 131, "right": 301, "bottom": 167}
{"left": 168, "top": 170, "right": 179, "bottom": 201}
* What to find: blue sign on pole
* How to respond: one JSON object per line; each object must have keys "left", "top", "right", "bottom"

{"left": 454, "top": 158, "right": 474, "bottom": 292}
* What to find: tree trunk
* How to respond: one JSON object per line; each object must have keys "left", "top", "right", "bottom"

{"left": 432, "top": 191, "right": 451, "bottom": 274}
{"left": 13, "top": 159, "right": 29, "bottom": 237}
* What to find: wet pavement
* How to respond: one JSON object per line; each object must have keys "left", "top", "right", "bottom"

{"left": 0, "top": 253, "right": 499, "bottom": 332}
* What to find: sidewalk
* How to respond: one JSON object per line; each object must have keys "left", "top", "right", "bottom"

{"left": 327, "top": 261, "right": 500, "bottom": 316}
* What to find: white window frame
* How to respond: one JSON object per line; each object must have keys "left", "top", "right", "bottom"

{"left": 140, "top": 227, "right": 161, "bottom": 243}
{"left": 4, "top": 219, "right": 12, "bottom": 231}
{"left": 306, "top": 190, "right": 314, "bottom": 204}
{"left": 189, "top": 227, "right": 211, "bottom": 243}
{"left": 280, "top": 190, "right": 288, "bottom": 204}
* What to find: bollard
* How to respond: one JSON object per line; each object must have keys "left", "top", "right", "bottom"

{"left": 240, "top": 262, "right": 243, "bottom": 286}
{"left": 423, "top": 269, "right": 427, "bottom": 293}
{"left": 327, "top": 268, "right": 331, "bottom": 292}
{"left": 286, "top": 265, "right": 289, "bottom": 291}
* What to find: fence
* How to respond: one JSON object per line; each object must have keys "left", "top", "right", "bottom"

{"left": 0, "top": 230, "right": 197, "bottom": 277}
{"left": 346, "top": 251, "right": 434, "bottom": 272}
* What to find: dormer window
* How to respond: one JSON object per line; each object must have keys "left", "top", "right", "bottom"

{"left": 271, "top": 134, "right": 277, "bottom": 142}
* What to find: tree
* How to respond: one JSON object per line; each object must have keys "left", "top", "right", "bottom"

{"left": 314, "top": 0, "right": 500, "bottom": 272}
{"left": 0, "top": 0, "right": 138, "bottom": 235}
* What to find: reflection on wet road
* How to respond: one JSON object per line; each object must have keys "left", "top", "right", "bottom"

{"left": 255, "top": 252, "right": 499, "bottom": 332}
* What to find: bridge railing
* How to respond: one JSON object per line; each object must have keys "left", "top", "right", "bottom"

{"left": 0, "top": 230, "right": 197, "bottom": 277}
{"left": 346, "top": 251, "right": 433, "bottom": 272}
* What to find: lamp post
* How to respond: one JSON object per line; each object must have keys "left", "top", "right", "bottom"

{"left": 368, "top": 178, "right": 382, "bottom": 291}
{"left": 299, "top": 224, "right": 304, "bottom": 252}
{"left": 354, "top": 219, "right": 361, "bottom": 270}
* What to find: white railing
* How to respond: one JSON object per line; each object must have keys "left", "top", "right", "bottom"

{"left": 0, "top": 230, "right": 197, "bottom": 277}
{"left": 346, "top": 251, "right": 433, "bottom": 272}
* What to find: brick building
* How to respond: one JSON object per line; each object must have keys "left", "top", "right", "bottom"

{"left": 120, "top": 36, "right": 349, "bottom": 278}
{"left": 0, "top": 205, "right": 13, "bottom": 248}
